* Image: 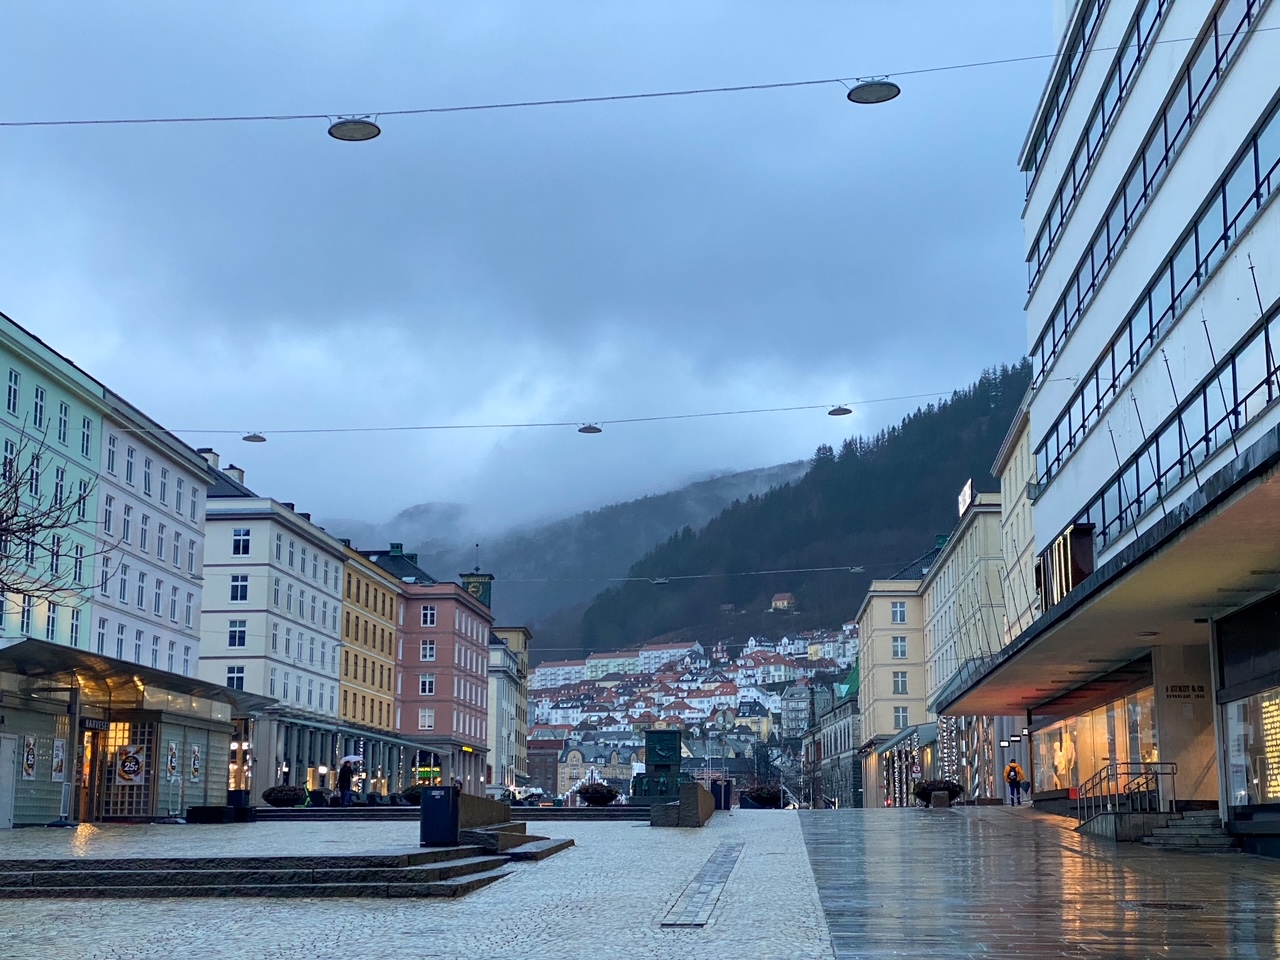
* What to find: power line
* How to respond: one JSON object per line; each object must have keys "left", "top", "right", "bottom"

{"left": 1, "top": 27, "right": 1261, "bottom": 131}
{"left": 125, "top": 388, "right": 963, "bottom": 439}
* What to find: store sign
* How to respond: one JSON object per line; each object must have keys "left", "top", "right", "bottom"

{"left": 1163, "top": 684, "right": 1207, "bottom": 701}
{"left": 51, "top": 739, "right": 66, "bottom": 783}
{"left": 80, "top": 718, "right": 110, "bottom": 732}
{"left": 21, "top": 735, "right": 36, "bottom": 780}
{"left": 116, "top": 745, "right": 145, "bottom": 784}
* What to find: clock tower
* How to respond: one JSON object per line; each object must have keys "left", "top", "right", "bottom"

{"left": 460, "top": 572, "right": 494, "bottom": 609}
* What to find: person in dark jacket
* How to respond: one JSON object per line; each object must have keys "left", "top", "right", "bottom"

{"left": 338, "top": 761, "right": 355, "bottom": 806}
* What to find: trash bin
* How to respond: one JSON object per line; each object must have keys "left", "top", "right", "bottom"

{"left": 711, "top": 780, "right": 734, "bottom": 811}
{"left": 553, "top": 797, "right": 563, "bottom": 808}
{"left": 419, "top": 785, "right": 460, "bottom": 847}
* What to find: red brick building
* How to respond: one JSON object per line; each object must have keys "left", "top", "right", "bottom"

{"left": 361, "top": 544, "right": 493, "bottom": 795}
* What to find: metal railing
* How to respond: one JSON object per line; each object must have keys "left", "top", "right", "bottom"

{"left": 1076, "top": 761, "right": 1178, "bottom": 825}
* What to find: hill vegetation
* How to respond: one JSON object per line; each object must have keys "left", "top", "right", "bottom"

{"left": 574, "top": 363, "right": 1030, "bottom": 656}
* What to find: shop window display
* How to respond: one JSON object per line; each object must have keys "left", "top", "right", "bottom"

{"left": 1225, "top": 686, "right": 1280, "bottom": 807}
{"left": 1032, "top": 688, "right": 1157, "bottom": 791}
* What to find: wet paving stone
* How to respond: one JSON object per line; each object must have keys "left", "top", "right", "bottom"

{"left": 801, "top": 806, "right": 1280, "bottom": 960}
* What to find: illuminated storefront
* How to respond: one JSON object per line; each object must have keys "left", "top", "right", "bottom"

{"left": 1031, "top": 687, "right": 1158, "bottom": 792}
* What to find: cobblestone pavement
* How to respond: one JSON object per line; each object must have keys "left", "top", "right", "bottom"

{"left": 803, "top": 806, "right": 1280, "bottom": 960}
{"left": 4, "top": 808, "right": 1280, "bottom": 959}
{"left": 0, "top": 811, "right": 831, "bottom": 960}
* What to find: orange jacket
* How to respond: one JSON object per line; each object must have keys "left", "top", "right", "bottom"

{"left": 1004, "top": 762, "right": 1025, "bottom": 784}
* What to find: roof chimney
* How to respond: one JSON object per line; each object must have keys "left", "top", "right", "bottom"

{"left": 389, "top": 543, "right": 403, "bottom": 555}
{"left": 224, "top": 464, "right": 245, "bottom": 484}
{"left": 197, "top": 448, "right": 220, "bottom": 469}
{"left": 935, "top": 534, "right": 949, "bottom": 549}
{"left": 339, "top": 538, "right": 351, "bottom": 548}
{"left": 282, "top": 502, "right": 295, "bottom": 511}
{"left": 299, "top": 512, "right": 311, "bottom": 522}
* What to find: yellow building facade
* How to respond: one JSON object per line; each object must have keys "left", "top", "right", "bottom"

{"left": 339, "top": 545, "right": 400, "bottom": 737}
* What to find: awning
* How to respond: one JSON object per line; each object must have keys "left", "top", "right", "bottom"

{"left": 877, "top": 726, "right": 919, "bottom": 754}
{"left": 0, "top": 638, "right": 276, "bottom": 714}
{"left": 938, "top": 421, "right": 1280, "bottom": 717}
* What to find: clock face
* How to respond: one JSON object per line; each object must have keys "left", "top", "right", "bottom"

{"left": 468, "top": 582, "right": 484, "bottom": 597}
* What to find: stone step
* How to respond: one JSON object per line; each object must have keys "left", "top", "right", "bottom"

{"left": 390, "top": 866, "right": 514, "bottom": 898}
{"left": 1140, "top": 834, "right": 1238, "bottom": 849}
{"left": 0, "top": 855, "right": 508, "bottom": 891}
{"left": 0, "top": 874, "right": 513, "bottom": 899}
{"left": 1153, "top": 825, "right": 1231, "bottom": 836}
{"left": 0, "top": 846, "right": 485, "bottom": 874}
{"left": 505, "top": 838, "right": 575, "bottom": 862}
{"left": 512, "top": 806, "right": 649, "bottom": 821}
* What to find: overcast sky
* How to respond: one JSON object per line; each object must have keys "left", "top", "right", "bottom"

{"left": 0, "top": 2, "right": 1053, "bottom": 533}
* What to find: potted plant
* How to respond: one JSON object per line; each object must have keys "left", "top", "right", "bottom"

{"left": 576, "top": 782, "right": 620, "bottom": 807}
{"left": 911, "top": 779, "right": 965, "bottom": 807}
{"left": 261, "top": 785, "right": 307, "bottom": 808}
{"left": 741, "top": 784, "right": 782, "bottom": 809}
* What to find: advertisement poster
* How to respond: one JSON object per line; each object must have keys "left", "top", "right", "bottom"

{"left": 51, "top": 739, "right": 66, "bottom": 783}
{"left": 190, "top": 744, "right": 202, "bottom": 783}
{"left": 21, "top": 735, "right": 36, "bottom": 780}
{"left": 166, "top": 741, "right": 179, "bottom": 781}
{"left": 115, "top": 745, "right": 145, "bottom": 784}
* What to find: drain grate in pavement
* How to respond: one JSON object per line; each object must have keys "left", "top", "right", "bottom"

{"left": 660, "top": 841, "right": 745, "bottom": 928}
{"left": 1121, "top": 901, "right": 1208, "bottom": 913}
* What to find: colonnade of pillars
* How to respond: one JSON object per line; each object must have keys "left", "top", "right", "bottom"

{"left": 246, "top": 717, "right": 416, "bottom": 801}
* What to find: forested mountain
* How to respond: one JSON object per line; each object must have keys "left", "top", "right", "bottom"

{"left": 575, "top": 363, "right": 1030, "bottom": 656}
{"left": 323, "top": 461, "right": 807, "bottom": 631}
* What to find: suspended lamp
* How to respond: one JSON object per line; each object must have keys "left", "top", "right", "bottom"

{"left": 578, "top": 424, "right": 603, "bottom": 434}
{"left": 327, "top": 117, "right": 381, "bottom": 141}
{"left": 846, "top": 79, "right": 901, "bottom": 105}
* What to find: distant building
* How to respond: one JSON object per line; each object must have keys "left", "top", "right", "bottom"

{"left": 637, "top": 640, "right": 704, "bottom": 674}
{"left": 531, "top": 659, "right": 588, "bottom": 689}
{"left": 771, "top": 593, "right": 797, "bottom": 611}
{"left": 493, "top": 626, "right": 532, "bottom": 786}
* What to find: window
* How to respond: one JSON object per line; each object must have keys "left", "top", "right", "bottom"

{"left": 187, "top": 539, "right": 196, "bottom": 574}
{"left": 307, "top": 678, "right": 314, "bottom": 707}
{"left": 418, "top": 708, "right": 435, "bottom": 731}
{"left": 1, "top": 439, "right": 13, "bottom": 481}
{"left": 299, "top": 546, "right": 306, "bottom": 575}
{"left": 189, "top": 487, "right": 199, "bottom": 521}
{"left": 150, "top": 635, "right": 159, "bottom": 668}
{"left": 172, "top": 531, "right": 181, "bottom": 569}
{"left": 49, "top": 534, "right": 61, "bottom": 575}
{"left": 273, "top": 578, "right": 280, "bottom": 606}
{"left": 282, "top": 672, "right": 290, "bottom": 700}
{"left": 156, "top": 523, "right": 166, "bottom": 561}
{"left": 275, "top": 533, "right": 283, "bottom": 561}
{"left": 27, "top": 454, "right": 40, "bottom": 498}
{"left": 232, "top": 528, "right": 250, "bottom": 556}
{"left": 45, "top": 601, "right": 58, "bottom": 641}
{"left": 20, "top": 595, "right": 34, "bottom": 634}
{"left": 116, "top": 624, "right": 125, "bottom": 658}
{"left": 185, "top": 592, "right": 193, "bottom": 628}
{"left": 122, "top": 505, "right": 132, "bottom": 543}
{"left": 159, "top": 468, "right": 168, "bottom": 504}
{"left": 136, "top": 570, "right": 146, "bottom": 609}
{"left": 58, "top": 403, "right": 69, "bottom": 445}
{"left": 182, "top": 645, "right": 191, "bottom": 676}
{"left": 284, "top": 627, "right": 292, "bottom": 655}
{"left": 175, "top": 477, "right": 184, "bottom": 513}
{"left": 103, "top": 495, "right": 114, "bottom": 535}
{"left": 891, "top": 601, "right": 907, "bottom": 624}
{"left": 892, "top": 636, "right": 908, "bottom": 659}
{"left": 69, "top": 608, "right": 82, "bottom": 647}
{"left": 230, "top": 575, "right": 249, "bottom": 603}
{"left": 310, "top": 594, "right": 317, "bottom": 622}
{"left": 143, "top": 458, "right": 153, "bottom": 496}
{"left": 309, "top": 637, "right": 315, "bottom": 664}
{"left": 321, "top": 601, "right": 328, "bottom": 630}
{"left": 421, "top": 605, "right": 437, "bottom": 627}
{"left": 140, "top": 514, "right": 149, "bottom": 552}
{"left": 893, "top": 706, "right": 909, "bottom": 730}
{"left": 6, "top": 369, "right": 18, "bottom": 415}
{"left": 226, "top": 666, "right": 245, "bottom": 690}
{"left": 421, "top": 638, "right": 436, "bottom": 661}
{"left": 419, "top": 674, "right": 436, "bottom": 695}
{"left": 167, "top": 639, "right": 175, "bottom": 672}
{"left": 77, "top": 480, "right": 88, "bottom": 522}
{"left": 125, "top": 447, "right": 136, "bottom": 485}
{"left": 228, "top": 620, "right": 247, "bottom": 647}
{"left": 288, "top": 540, "right": 295, "bottom": 567}
{"left": 286, "top": 584, "right": 293, "bottom": 612}
{"left": 892, "top": 671, "right": 908, "bottom": 695}
{"left": 133, "top": 629, "right": 143, "bottom": 663}
{"left": 323, "top": 560, "right": 330, "bottom": 586}
{"left": 269, "top": 667, "right": 277, "bottom": 697}
{"left": 169, "top": 586, "right": 179, "bottom": 621}
{"left": 81, "top": 418, "right": 92, "bottom": 458}
{"left": 311, "top": 554, "right": 318, "bottom": 580}
{"left": 118, "top": 562, "right": 130, "bottom": 602}
{"left": 95, "top": 617, "right": 107, "bottom": 653}
{"left": 32, "top": 386, "right": 44, "bottom": 428}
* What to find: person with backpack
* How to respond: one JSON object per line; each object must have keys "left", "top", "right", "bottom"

{"left": 1004, "top": 759, "right": 1026, "bottom": 806}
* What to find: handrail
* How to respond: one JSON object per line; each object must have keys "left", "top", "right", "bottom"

{"left": 1076, "top": 761, "right": 1178, "bottom": 824}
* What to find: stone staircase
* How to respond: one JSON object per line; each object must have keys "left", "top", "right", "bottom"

{"left": 1139, "top": 812, "right": 1240, "bottom": 853}
{"left": 0, "top": 837, "right": 570, "bottom": 899}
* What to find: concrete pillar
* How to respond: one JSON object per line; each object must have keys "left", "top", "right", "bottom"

{"left": 1153, "top": 643, "right": 1218, "bottom": 805}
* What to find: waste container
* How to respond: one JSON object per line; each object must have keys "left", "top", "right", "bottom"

{"left": 711, "top": 780, "right": 734, "bottom": 811}
{"left": 419, "top": 784, "right": 460, "bottom": 847}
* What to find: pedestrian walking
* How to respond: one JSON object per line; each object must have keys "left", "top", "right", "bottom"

{"left": 1004, "top": 759, "right": 1026, "bottom": 806}
{"left": 338, "top": 761, "right": 355, "bottom": 807}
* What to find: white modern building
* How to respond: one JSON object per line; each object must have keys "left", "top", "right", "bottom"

{"left": 196, "top": 453, "right": 347, "bottom": 802}
{"left": 942, "top": 0, "right": 1280, "bottom": 839}
{"left": 91, "top": 394, "right": 209, "bottom": 677}
{"left": 531, "top": 659, "right": 587, "bottom": 689}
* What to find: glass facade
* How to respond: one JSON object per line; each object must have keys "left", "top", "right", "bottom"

{"left": 1225, "top": 686, "right": 1280, "bottom": 807}
{"left": 1032, "top": 687, "right": 1158, "bottom": 792}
